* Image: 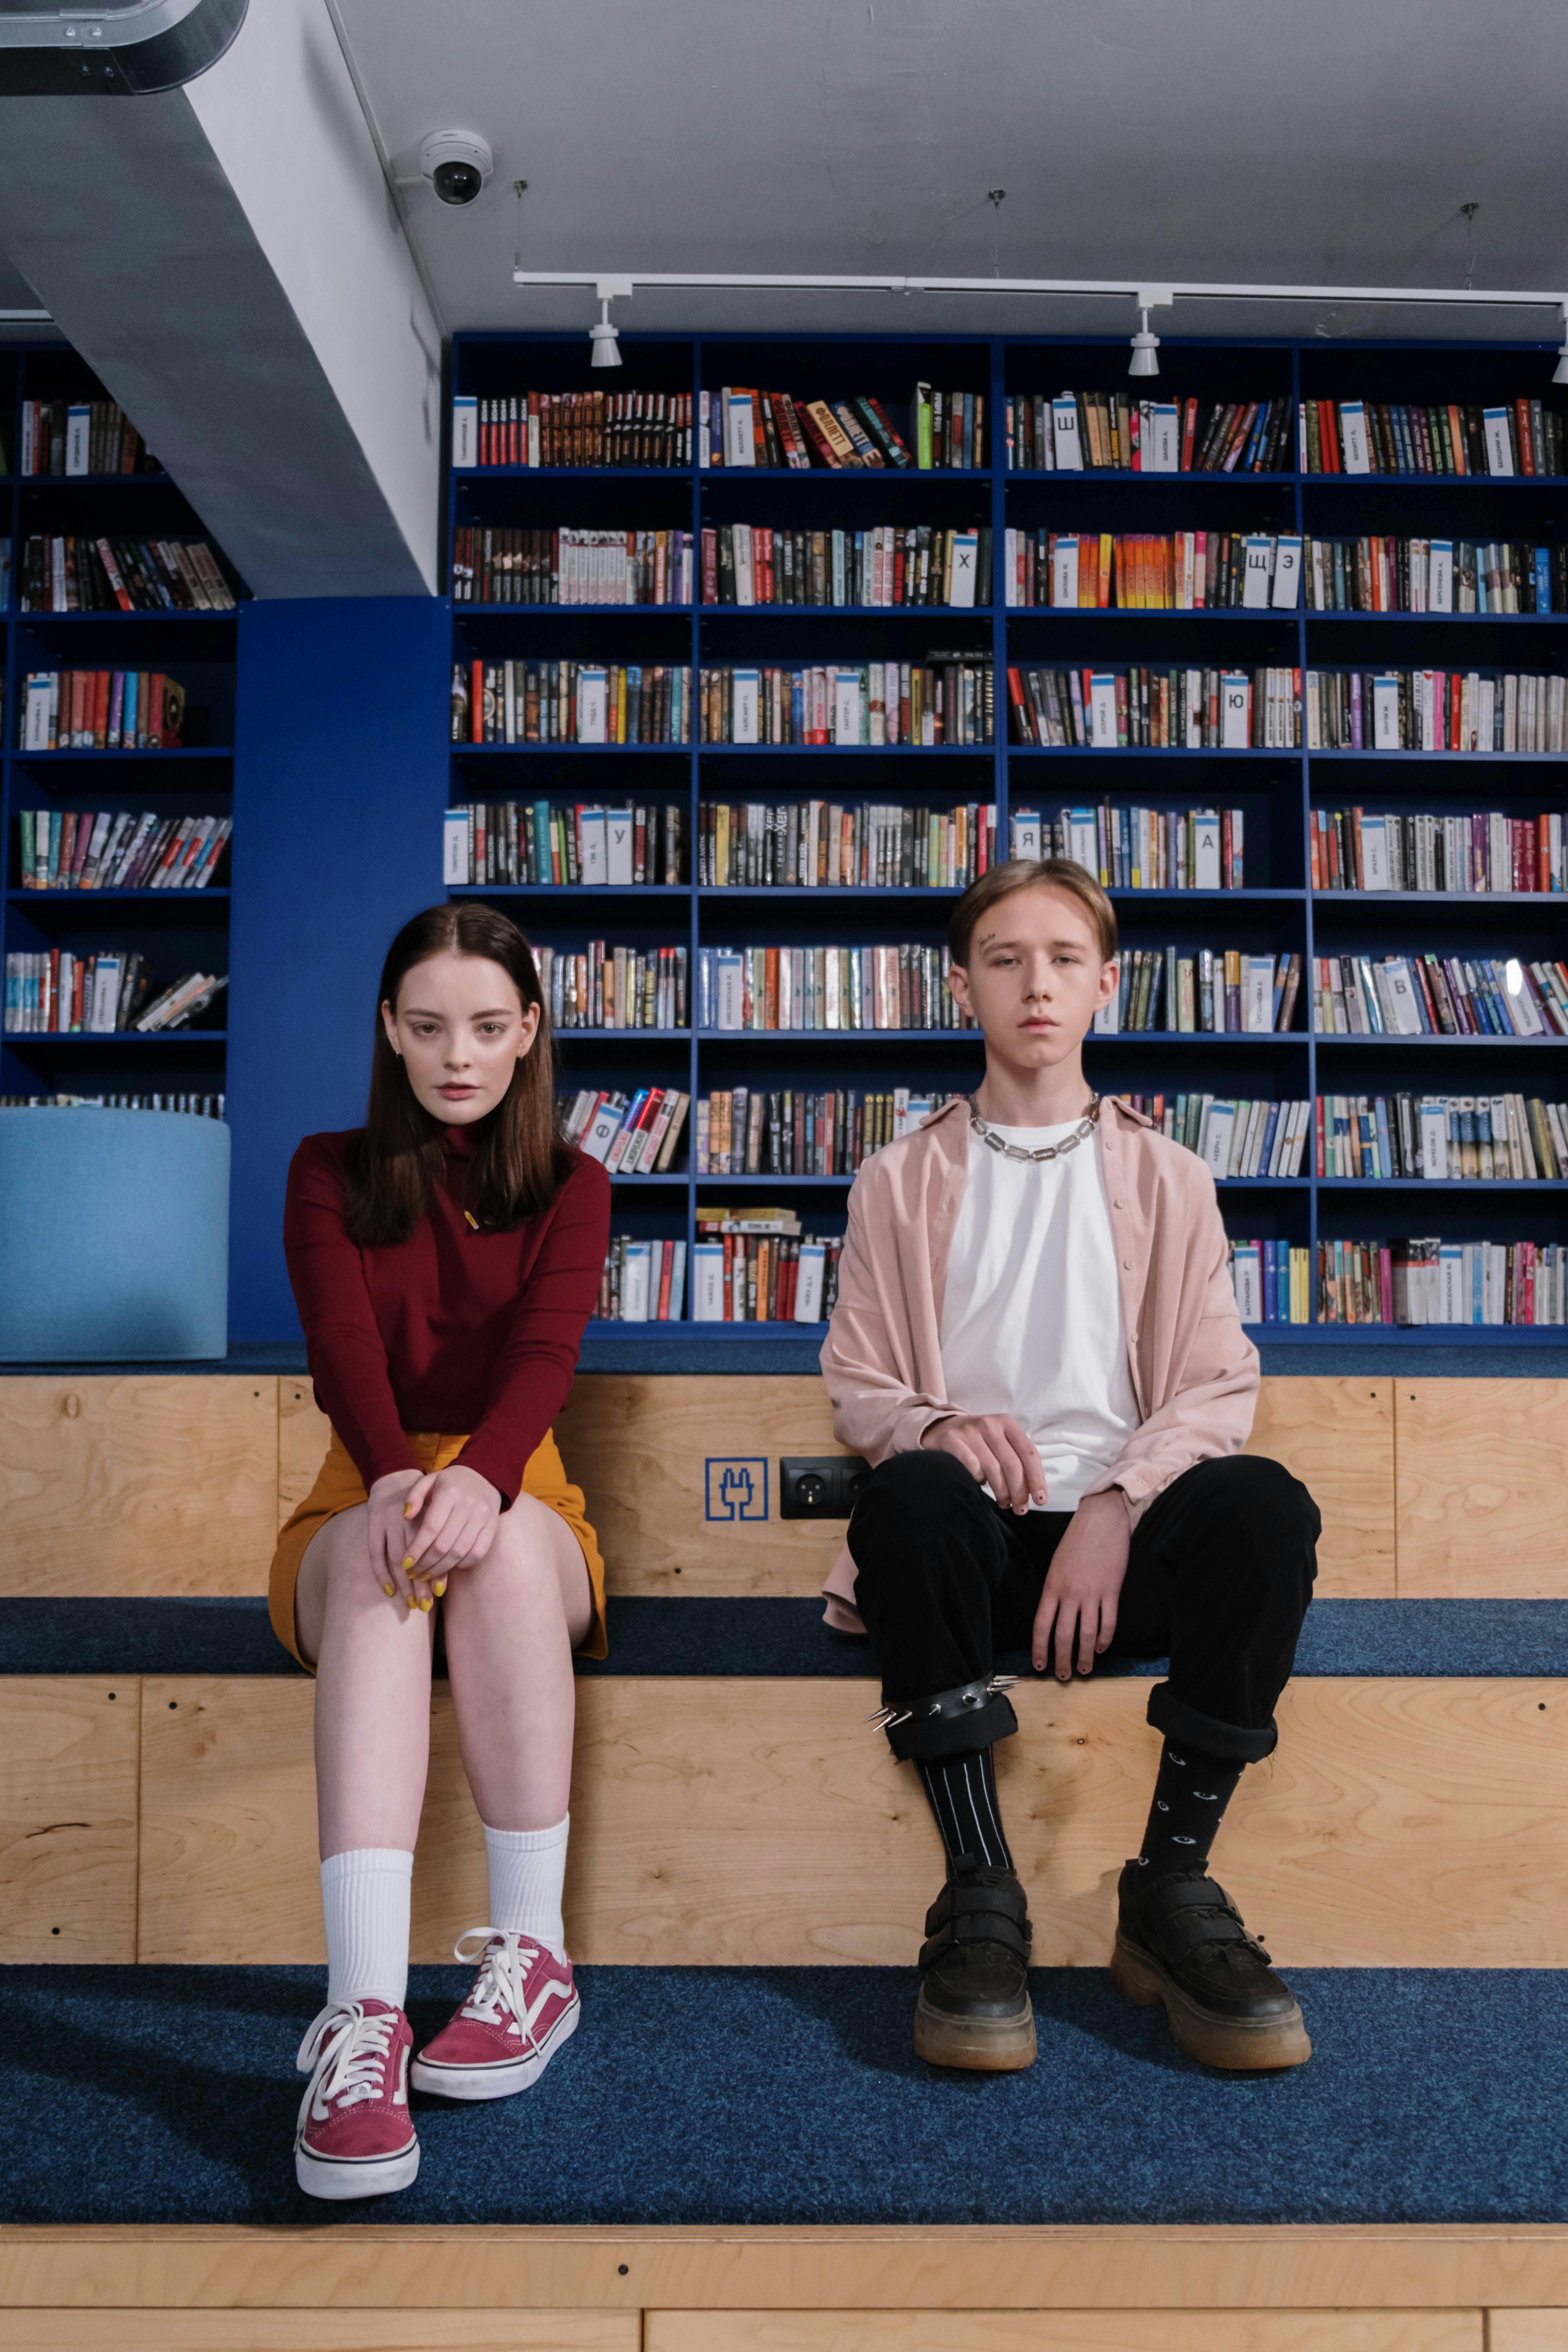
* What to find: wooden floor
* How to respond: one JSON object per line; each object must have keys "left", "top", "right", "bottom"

{"left": 3, "top": 2223, "right": 1568, "bottom": 2347}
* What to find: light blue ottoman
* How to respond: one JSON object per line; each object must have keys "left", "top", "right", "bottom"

{"left": 0, "top": 1107, "right": 229, "bottom": 1361}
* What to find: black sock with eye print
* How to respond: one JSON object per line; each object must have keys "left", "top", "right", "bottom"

{"left": 1135, "top": 1738, "right": 1244, "bottom": 1880}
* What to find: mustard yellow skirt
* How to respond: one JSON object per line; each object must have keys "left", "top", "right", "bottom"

{"left": 268, "top": 1424, "right": 607, "bottom": 1669}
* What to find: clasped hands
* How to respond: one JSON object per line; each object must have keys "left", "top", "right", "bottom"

{"left": 919, "top": 1412, "right": 1130, "bottom": 1680}
{"left": 365, "top": 1463, "right": 502, "bottom": 1612}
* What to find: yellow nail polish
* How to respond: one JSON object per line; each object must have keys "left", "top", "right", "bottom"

{"left": 434, "top": 1580, "right": 446, "bottom": 1597}
{"left": 406, "top": 1596, "right": 417, "bottom": 1611}
{"left": 402, "top": 1555, "right": 415, "bottom": 1570}
{"left": 419, "top": 1596, "right": 432, "bottom": 1612}
{"left": 382, "top": 1583, "right": 396, "bottom": 1597}
{"left": 404, "top": 1501, "right": 415, "bottom": 1517}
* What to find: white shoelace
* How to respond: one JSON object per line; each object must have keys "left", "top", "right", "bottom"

{"left": 295, "top": 2000, "right": 398, "bottom": 2137}
{"left": 452, "top": 1926, "right": 554, "bottom": 2056}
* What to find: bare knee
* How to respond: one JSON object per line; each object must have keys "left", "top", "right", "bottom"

{"left": 445, "top": 1498, "right": 592, "bottom": 1641}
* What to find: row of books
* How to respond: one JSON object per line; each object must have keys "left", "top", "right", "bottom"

{"left": 450, "top": 527, "right": 695, "bottom": 606}
{"left": 595, "top": 1237, "right": 690, "bottom": 1323}
{"left": 701, "top": 660, "right": 995, "bottom": 746}
{"left": 711, "top": 386, "right": 913, "bottom": 470}
{"left": 697, "top": 942, "right": 975, "bottom": 1034}
{"left": 1303, "top": 536, "right": 1564, "bottom": 614}
{"left": 706, "top": 384, "right": 983, "bottom": 472}
{"left": 18, "top": 670, "right": 187, "bottom": 752}
{"left": 1094, "top": 949, "right": 1303, "bottom": 1036}
{"left": 1310, "top": 808, "right": 1564, "bottom": 894}
{"left": 443, "top": 802, "right": 684, "bottom": 888}
{"left": 16, "top": 397, "right": 156, "bottom": 477}
{"left": 691, "top": 1213, "right": 845, "bottom": 1321}
{"left": 1112, "top": 1086, "right": 1567, "bottom": 1181}
{"left": 1123, "top": 1093, "right": 1311, "bottom": 1178}
{"left": 4, "top": 952, "right": 227, "bottom": 1035}
{"left": 0, "top": 1092, "right": 225, "bottom": 1117}
{"left": 1005, "top": 392, "right": 1292, "bottom": 475}
{"left": 16, "top": 809, "right": 230, "bottom": 892}
{"left": 699, "top": 800, "right": 998, "bottom": 891}
{"left": 453, "top": 660, "right": 692, "bottom": 745}
{"left": 1313, "top": 952, "right": 1566, "bottom": 1039}
{"left": 1007, "top": 664, "right": 1298, "bottom": 749}
{"left": 1318, "top": 1093, "right": 1566, "bottom": 1182}
{"left": 559, "top": 1085, "right": 691, "bottom": 1172}
{"left": 1226, "top": 1241, "right": 1311, "bottom": 1324}
{"left": 1304, "top": 667, "right": 1567, "bottom": 753}
{"left": 1300, "top": 396, "right": 1559, "bottom": 478}
{"left": 17, "top": 535, "right": 235, "bottom": 614}
{"left": 455, "top": 391, "right": 692, "bottom": 470}
{"left": 1004, "top": 528, "right": 1303, "bottom": 612}
{"left": 1010, "top": 804, "right": 1245, "bottom": 891}
{"left": 696, "top": 1087, "right": 966, "bottom": 1175}
{"left": 703, "top": 524, "right": 990, "bottom": 609}
{"left": 1319, "top": 1238, "right": 1565, "bottom": 1326}
{"left": 535, "top": 941, "right": 688, "bottom": 1032}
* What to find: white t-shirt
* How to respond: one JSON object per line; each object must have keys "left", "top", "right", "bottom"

{"left": 938, "top": 1116, "right": 1140, "bottom": 1512}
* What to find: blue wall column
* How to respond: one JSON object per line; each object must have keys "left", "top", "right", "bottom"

{"left": 229, "top": 597, "right": 449, "bottom": 1342}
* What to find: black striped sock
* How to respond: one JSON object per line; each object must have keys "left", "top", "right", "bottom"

{"left": 917, "top": 1747, "right": 1014, "bottom": 1875}
{"left": 1137, "top": 1738, "right": 1243, "bottom": 1879}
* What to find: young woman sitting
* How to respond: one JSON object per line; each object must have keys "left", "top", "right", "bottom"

{"left": 269, "top": 900, "right": 610, "bottom": 2200}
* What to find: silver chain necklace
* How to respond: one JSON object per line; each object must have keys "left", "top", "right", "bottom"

{"left": 968, "top": 1092, "right": 1101, "bottom": 1164}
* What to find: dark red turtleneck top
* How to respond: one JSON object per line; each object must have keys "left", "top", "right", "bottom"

{"left": 282, "top": 1123, "right": 611, "bottom": 1505}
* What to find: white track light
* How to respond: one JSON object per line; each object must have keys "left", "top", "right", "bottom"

{"left": 589, "top": 296, "right": 622, "bottom": 368}
{"left": 1128, "top": 307, "right": 1160, "bottom": 377}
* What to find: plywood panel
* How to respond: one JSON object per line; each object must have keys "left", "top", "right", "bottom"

{"left": 135, "top": 1672, "right": 1568, "bottom": 1968}
{"left": 1396, "top": 1381, "right": 1568, "bottom": 1597}
{"left": 0, "top": 1678, "right": 138, "bottom": 1961}
{"left": 1493, "top": 2316, "right": 1568, "bottom": 2351}
{"left": 554, "top": 1374, "right": 1392, "bottom": 1598}
{"left": 0, "top": 2313, "right": 636, "bottom": 2352}
{"left": 1246, "top": 1379, "right": 1393, "bottom": 1597}
{"left": 0, "top": 2225, "right": 1561, "bottom": 2318}
{"left": 279, "top": 1378, "right": 329, "bottom": 1525}
{"left": 648, "top": 2312, "right": 1481, "bottom": 2352}
{"left": 0, "top": 1376, "right": 278, "bottom": 1596}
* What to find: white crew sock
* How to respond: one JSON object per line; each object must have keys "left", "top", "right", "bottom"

{"left": 320, "top": 1847, "right": 413, "bottom": 2012}
{"left": 484, "top": 1815, "right": 570, "bottom": 1958}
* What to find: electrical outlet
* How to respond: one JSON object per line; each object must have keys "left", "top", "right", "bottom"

{"left": 779, "top": 1455, "right": 871, "bottom": 1519}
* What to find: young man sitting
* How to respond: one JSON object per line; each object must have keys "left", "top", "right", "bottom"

{"left": 819, "top": 858, "right": 1319, "bottom": 2075}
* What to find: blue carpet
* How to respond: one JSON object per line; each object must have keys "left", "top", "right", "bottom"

{"left": 1, "top": 1965, "right": 1563, "bottom": 2226}
{"left": 4, "top": 1595, "right": 1567, "bottom": 1680}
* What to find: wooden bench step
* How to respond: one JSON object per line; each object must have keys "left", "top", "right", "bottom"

{"left": 5, "top": 1373, "right": 1565, "bottom": 1601}
{"left": 5, "top": 1674, "right": 1561, "bottom": 1967}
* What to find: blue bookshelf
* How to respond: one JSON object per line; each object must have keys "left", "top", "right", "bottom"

{"left": 439, "top": 330, "right": 1568, "bottom": 1343}
{"left": 0, "top": 340, "right": 241, "bottom": 1107}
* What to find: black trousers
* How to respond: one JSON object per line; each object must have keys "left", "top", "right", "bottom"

{"left": 847, "top": 1449, "right": 1320, "bottom": 1767}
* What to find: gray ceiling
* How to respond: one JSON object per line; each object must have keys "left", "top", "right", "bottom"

{"left": 335, "top": 0, "right": 1568, "bottom": 345}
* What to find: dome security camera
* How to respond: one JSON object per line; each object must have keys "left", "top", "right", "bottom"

{"left": 419, "top": 130, "right": 493, "bottom": 207}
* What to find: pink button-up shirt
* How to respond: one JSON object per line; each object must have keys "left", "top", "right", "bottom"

{"left": 817, "top": 1093, "right": 1259, "bottom": 1630}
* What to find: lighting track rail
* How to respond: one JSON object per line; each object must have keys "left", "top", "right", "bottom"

{"left": 510, "top": 272, "right": 1568, "bottom": 380}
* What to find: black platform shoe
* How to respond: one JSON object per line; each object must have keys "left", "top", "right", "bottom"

{"left": 913, "top": 1858, "right": 1037, "bottom": 2072}
{"left": 1111, "top": 1862, "right": 1310, "bottom": 2072}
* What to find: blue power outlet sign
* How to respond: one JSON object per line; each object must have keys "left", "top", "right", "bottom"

{"left": 704, "top": 1458, "right": 769, "bottom": 1521}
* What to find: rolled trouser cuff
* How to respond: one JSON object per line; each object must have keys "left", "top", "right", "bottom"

{"left": 879, "top": 1678, "right": 1019, "bottom": 1763}
{"left": 1146, "top": 1681, "right": 1278, "bottom": 1765}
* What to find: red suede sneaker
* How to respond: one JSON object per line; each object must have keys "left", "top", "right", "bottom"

{"left": 411, "top": 1928, "right": 580, "bottom": 2101}
{"left": 294, "top": 1998, "right": 419, "bottom": 2200}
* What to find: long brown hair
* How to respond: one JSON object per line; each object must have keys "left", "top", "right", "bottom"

{"left": 341, "top": 902, "right": 570, "bottom": 1246}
